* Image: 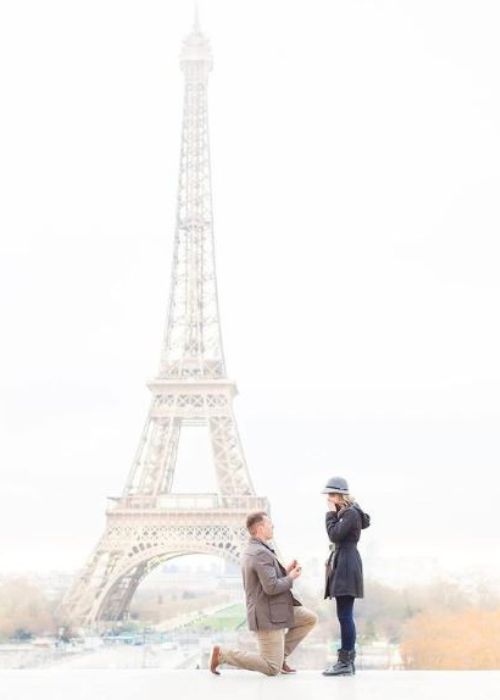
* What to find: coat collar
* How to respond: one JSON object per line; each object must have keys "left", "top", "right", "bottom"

{"left": 250, "top": 536, "right": 274, "bottom": 549}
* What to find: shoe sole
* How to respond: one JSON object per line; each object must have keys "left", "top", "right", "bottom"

{"left": 209, "top": 647, "right": 221, "bottom": 675}
{"left": 322, "top": 673, "right": 354, "bottom": 676}
{"left": 322, "top": 670, "right": 354, "bottom": 676}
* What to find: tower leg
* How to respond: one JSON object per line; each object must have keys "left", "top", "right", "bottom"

{"left": 60, "top": 516, "right": 248, "bottom": 628}
{"left": 124, "top": 417, "right": 181, "bottom": 497}
{"left": 209, "top": 413, "right": 255, "bottom": 496}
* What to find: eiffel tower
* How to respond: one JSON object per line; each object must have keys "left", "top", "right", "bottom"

{"left": 62, "top": 15, "right": 269, "bottom": 628}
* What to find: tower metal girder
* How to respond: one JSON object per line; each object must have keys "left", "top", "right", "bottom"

{"left": 61, "top": 17, "right": 269, "bottom": 629}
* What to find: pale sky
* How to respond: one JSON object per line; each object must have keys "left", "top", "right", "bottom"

{"left": 1, "top": 0, "right": 499, "bottom": 585}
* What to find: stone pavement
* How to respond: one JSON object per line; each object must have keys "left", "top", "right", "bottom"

{"left": 1, "top": 669, "right": 499, "bottom": 700}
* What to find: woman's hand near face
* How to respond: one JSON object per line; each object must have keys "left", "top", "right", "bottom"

{"left": 327, "top": 496, "right": 338, "bottom": 512}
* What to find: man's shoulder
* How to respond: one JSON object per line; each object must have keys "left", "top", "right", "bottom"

{"left": 243, "top": 539, "right": 273, "bottom": 560}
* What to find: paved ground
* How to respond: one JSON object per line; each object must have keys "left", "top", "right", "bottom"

{"left": 1, "top": 670, "right": 500, "bottom": 700}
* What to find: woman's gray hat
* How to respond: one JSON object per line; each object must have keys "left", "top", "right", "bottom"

{"left": 322, "top": 476, "right": 350, "bottom": 494}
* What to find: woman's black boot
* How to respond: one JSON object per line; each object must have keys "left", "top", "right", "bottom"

{"left": 322, "top": 649, "right": 354, "bottom": 676}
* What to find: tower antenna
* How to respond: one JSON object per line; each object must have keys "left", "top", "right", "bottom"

{"left": 193, "top": 1, "right": 201, "bottom": 32}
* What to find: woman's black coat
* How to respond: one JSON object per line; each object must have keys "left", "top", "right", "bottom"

{"left": 324, "top": 504, "right": 370, "bottom": 599}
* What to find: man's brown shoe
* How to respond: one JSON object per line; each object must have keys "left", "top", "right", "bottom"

{"left": 210, "top": 645, "right": 222, "bottom": 675}
{"left": 281, "top": 661, "right": 297, "bottom": 674}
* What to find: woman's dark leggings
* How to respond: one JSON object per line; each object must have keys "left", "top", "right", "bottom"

{"left": 335, "top": 595, "right": 356, "bottom": 651}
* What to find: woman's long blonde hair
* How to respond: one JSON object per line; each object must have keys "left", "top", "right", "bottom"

{"left": 337, "top": 494, "right": 355, "bottom": 508}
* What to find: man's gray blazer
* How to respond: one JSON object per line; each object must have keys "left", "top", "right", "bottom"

{"left": 241, "top": 537, "right": 301, "bottom": 631}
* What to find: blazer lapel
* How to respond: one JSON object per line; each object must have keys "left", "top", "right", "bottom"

{"left": 252, "top": 538, "right": 288, "bottom": 573}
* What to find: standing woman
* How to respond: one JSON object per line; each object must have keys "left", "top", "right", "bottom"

{"left": 322, "top": 476, "right": 370, "bottom": 677}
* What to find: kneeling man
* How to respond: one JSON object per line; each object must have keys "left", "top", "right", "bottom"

{"left": 210, "top": 511, "right": 318, "bottom": 676}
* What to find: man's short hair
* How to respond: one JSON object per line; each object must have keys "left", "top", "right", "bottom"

{"left": 246, "top": 511, "right": 268, "bottom": 534}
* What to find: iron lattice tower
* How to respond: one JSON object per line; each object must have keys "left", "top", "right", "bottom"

{"left": 62, "top": 16, "right": 268, "bottom": 628}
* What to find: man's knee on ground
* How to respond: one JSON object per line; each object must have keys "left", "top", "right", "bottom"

{"left": 264, "top": 665, "right": 281, "bottom": 676}
{"left": 264, "top": 659, "right": 283, "bottom": 676}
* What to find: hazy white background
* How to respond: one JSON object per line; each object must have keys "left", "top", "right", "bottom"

{"left": 1, "top": 0, "right": 499, "bottom": 584}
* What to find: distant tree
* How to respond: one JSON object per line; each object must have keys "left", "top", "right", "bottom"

{"left": 11, "top": 628, "right": 33, "bottom": 641}
{"left": 362, "top": 618, "right": 377, "bottom": 641}
{"left": 0, "top": 578, "right": 56, "bottom": 638}
{"left": 400, "top": 608, "right": 500, "bottom": 669}
{"left": 58, "top": 626, "right": 72, "bottom": 643}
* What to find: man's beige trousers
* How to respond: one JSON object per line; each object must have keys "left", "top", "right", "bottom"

{"left": 220, "top": 606, "right": 318, "bottom": 676}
